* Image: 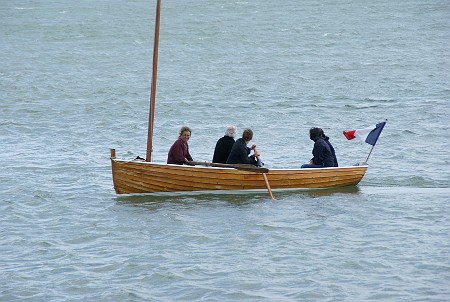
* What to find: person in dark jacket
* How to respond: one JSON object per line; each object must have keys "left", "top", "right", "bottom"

{"left": 301, "top": 127, "right": 338, "bottom": 168}
{"left": 226, "top": 128, "right": 262, "bottom": 166}
{"left": 167, "top": 126, "right": 193, "bottom": 165}
{"left": 212, "top": 125, "right": 237, "bottom": 163}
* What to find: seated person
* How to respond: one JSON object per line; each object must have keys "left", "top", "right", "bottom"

{"left": 301, "top": 127, "right": 338, "bottom": 168}
{"left": 212, "top": 125, "right": 237, "bottom": 164}
{"left": 167, "top": 126, "right": 193, "bottom": 165}
{"left": 226, "top": 128, "right": 262, "bottom": 167}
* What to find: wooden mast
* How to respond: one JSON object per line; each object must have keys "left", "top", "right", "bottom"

{"left": 146, "top": 0, "right": 161, "bottom": 162}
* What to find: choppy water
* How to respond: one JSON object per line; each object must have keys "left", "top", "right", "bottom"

{"left": 1, "top": 0, "right": 449, "bottom": 301}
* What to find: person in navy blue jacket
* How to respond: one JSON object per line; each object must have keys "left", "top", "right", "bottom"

{"left": 226, "top": 128, "right": 262, "bottom": 167}
{"left": 301, "top": 127, "right": 338, "bottom": 168}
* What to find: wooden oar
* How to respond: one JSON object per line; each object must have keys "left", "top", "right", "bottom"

{"left": 187, "top": 161, "right": 268, "bottom": 173}
{"left": 256, "top": 154, "right": 275, "bottom": 200}
{"left": 262, "top": 173, "right": 275, "bottom": 200}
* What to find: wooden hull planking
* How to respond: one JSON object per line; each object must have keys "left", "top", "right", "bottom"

{"left": 111, "top": 158, "right": 367, "bottom": 195}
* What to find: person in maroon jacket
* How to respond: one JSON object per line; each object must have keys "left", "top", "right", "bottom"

{"left": 167, "top": 126, "right": 193, "bottom": 165}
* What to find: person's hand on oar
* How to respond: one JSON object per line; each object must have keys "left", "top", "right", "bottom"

{"left": 253, "top": 147, "right": 263, "bottom": 167}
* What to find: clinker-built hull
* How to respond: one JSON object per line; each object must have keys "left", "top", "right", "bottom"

{"left": 111, "top": 157, "right": 367, "bottom": 195}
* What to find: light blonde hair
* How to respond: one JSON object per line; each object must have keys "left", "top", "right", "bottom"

{"left": 225, "top": 125, "right": 237, "bottom": 138}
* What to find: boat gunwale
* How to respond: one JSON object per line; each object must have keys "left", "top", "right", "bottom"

{"left": 111, "top": 158, "right": 368, "bottom": 172}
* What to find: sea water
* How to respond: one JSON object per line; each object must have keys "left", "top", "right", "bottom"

{"left": 1, "top": 0, "right": 449, "bottom": 301}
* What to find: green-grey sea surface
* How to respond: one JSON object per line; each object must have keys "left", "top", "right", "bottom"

{"left": 1, "top": 0, "right": 449, "bottom": 301}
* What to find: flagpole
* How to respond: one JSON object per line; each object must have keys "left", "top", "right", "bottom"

{"left": 365, "top": 145, "right": 375, "bottom": 164}
{"left": 364, "top": 119, "right": 387, "bottom": 164}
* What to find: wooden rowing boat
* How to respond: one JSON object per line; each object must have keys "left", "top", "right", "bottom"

{"left": 110, "top": 0, "right": 369, "bottom": 196}
{"left": 111, "top": 150, "right": 367, "bottom": 195}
